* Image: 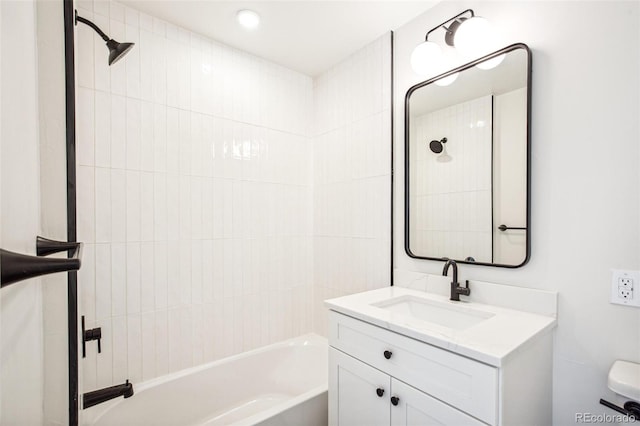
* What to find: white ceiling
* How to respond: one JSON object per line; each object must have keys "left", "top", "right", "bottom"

{"left": 120, "top": 0, "right": 437, "bottom": 76}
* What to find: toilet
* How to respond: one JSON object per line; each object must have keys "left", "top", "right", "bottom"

{"left": 601, "top": 360, "right": 640, "bottom": 418}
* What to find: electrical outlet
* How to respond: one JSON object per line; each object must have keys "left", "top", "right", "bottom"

{"left": 611, "top": 269, "right": 640, "bottom": 307}
{"left": 618, "top": 287, "right": 632, "bottom": 300}
{"left": 619, "top": 277, "right": 633, "bottom": 289}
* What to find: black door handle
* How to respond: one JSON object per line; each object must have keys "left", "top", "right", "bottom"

{"left": 376, "top": 388, "right": 384, "bottom": 397}
{"left": 391, "top": 396, "right": 399, "bottom": 406}
{"left": 383, "top": 350, "right": 392, "bottom": 359}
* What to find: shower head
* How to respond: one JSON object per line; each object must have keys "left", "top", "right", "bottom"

{"left": 106, "top": 40, "right": 135, "bottom": 66}
{"left": 429, "top": 137, "right": 447, "bottom": 154}
{"left": 429, "top": 137, "right": 452, "bottom": 162}
{"left": 75, "top": 11, "right": 135, "bottom": 66}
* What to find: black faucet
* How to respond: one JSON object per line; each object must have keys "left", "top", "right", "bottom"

{"left": 83, "top": 380, "right": 134, "bottom": 409}
{"left": 442, "top": 259, "right": 470, "bottom": 301}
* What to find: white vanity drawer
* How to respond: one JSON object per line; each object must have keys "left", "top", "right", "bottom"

{"left": 329, "top": 311, "right": 498, "bottom": 425}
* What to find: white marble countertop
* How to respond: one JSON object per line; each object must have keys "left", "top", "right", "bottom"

{"left": 325, "top": 286, "right": 557, "bottom": 367}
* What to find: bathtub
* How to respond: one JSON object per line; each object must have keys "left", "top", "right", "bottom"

{"left": 82, "top": 334, "right": 328, "bottom": 426}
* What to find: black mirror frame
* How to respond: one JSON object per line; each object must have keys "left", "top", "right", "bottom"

{"left": 404, "top": 43, "right": 532, "bottom": 268}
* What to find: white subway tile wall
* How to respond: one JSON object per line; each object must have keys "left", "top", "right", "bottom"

{"left": 312, "top": 33, "right": 393, "bottom": 336}
{"left": 76, "top": 1, "right": 315, "bottom": 388}
{"left": 409, "top": 95, "right": 492, "bottom": 262}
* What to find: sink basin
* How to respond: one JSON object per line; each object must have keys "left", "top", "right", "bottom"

{"left": 372, "top": 295, "right": 495, "bottom": 331}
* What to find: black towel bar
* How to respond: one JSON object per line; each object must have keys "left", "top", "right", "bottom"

{"left": 498, "top": 224, "right": 527, "bottom": 232}
{"left": 1, "top": 236, "right": 83, "bottom": 287}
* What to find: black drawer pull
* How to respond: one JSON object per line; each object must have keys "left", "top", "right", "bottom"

{"left": 376, "top": 388, "right": 384, "bottom": 397}
{"left": 391, "top": 396, "right": 400, "bottom": 406}
{"left": 383, "top": 350, "right": 392, "bottom": 359}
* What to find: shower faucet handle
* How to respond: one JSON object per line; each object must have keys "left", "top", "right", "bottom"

{"left": 82, "top": 316, "right": 102, "bottom": 357}
{"left": 85, "top": 327, "right": 102, "bottom": 353}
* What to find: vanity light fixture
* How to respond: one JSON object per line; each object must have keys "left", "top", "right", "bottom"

{"left": 455, "top": 16, "right": 505, "bottom": 69}
{"left": 75, "top": 10, "right": 134, "bottom": 66}
{"left": 237, "top": 9, "right": 261, "bottom": 29}
{"left": 410, "top": 9, "right": 503, "bottom": 77}
{"left": 410, "top": 39, "right": 443, "bottom": 77}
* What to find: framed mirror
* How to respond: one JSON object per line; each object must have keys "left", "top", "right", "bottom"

{"left": 405, "top": 43, "right": 531, "bottom": 267}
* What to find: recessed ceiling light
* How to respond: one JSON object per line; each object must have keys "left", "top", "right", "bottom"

{"left": 236, "top": 10, "right": 260, "bottom": 29}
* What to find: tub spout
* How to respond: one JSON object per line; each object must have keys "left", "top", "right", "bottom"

{"left": 83, "top": 380, "right": 134, "bottom": 409}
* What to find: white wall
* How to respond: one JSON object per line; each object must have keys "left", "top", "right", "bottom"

{"left": 36, "top": 0, "right": 71, "bottom": 424}
{"left": 312, "top": 33, "right": 392, "bottom": 336}
{"left": 0, "top": 1, "right": 44, "bottom": 424}
{"left": 493, "top": 87, "right": 527, "bottom": 265}
{"left": 394, "top": 1, "right": 640, "bottom": 423}
{"left": 75, "top": 0, "right": 314, "bottom": 394}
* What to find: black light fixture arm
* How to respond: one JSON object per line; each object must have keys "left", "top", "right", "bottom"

{"left": 75, "top": 11, "right": 109, "bottom": 42}
{"left": 424, "top": 9, "right": 474, "bottom": 43}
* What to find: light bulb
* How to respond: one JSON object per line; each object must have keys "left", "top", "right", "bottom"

{"left": 410, "top": 41, "right": 442, "bottom": 77}
{"left": 435, "top": 72, "right": 459, "bottom": 87}
{"left": 454, "top": 16, "right": 497, "bottom": 60}
{"left": 237, "top": 10, "right": 260, "bottom": 29}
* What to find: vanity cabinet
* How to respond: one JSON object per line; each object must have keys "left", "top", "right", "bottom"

{"left": 330, "top": 348, "right": 484, "bottom": 426}
{"left": 328, "top": 311, "right": 553, "bottom": 426}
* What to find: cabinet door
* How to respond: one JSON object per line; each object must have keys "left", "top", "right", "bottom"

{"left": 390, "top": 379, "right": 486, "bottom": 426}
{"left": 329, "top": 348, "right": 390, "bottom": 426}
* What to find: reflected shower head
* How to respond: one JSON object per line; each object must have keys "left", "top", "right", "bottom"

{"left": 76, "top": 10, "right": 135, "bottom": 66}
{"left": 429, "top": 137, "right": 447, "bottom": 154}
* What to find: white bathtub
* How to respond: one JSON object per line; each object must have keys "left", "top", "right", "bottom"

{"left": 82, "top": 334, "right": 328, "bottom": 426}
